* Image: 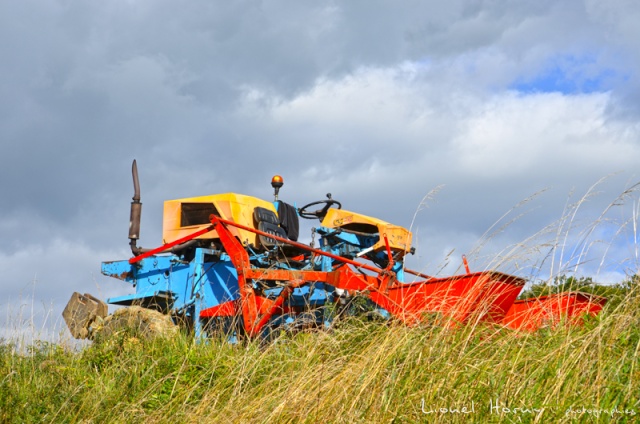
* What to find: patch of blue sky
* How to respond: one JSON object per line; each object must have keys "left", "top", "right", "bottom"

{"left": 561, "top": 222, "right": 639, "bottom": 279}
{"left": 510, "top": 54, "right": 624, "bottom": 95}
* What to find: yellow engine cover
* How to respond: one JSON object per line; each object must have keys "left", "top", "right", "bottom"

{"left": 163, "top": 193, "right": 276, "bottom": 246}
{"left": 320, "top": 208, "right": 413, "bottom": 254}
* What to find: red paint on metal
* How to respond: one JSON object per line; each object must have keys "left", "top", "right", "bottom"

{"left": 502, "top": 292, "right": 607, "bottom": 331}
{"left": 250, "top": 280, "right": 306, "bottom": 336}
{"left": 129, "top": 224, "right": 215, "bottom": 264}
{"left": 200, "top": 300, "right": 237, "bottom": 317}
{"left": 199, "top": 296, "right": 301, "bottom": 319}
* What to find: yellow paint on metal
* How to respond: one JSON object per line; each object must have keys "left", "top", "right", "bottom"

{"left": 321, "top": 208, "right": 413, "bottom": 254}
{"left": 163, "top": 193, "right": 277, "bottom": 246}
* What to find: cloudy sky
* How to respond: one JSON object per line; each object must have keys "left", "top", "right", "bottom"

{"left": 2, "top": 0, "right": 639, "bottom": 341}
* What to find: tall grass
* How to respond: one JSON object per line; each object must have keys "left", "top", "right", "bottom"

{"left": 1, "top": 280, "right": 638, "bottom": 423}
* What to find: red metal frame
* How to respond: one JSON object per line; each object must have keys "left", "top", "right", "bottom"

{"left": 128, "top": 213, "right": 607, "bottom": 337}
{"left": 204, "top": 215, "right": 530, "bottom": 335}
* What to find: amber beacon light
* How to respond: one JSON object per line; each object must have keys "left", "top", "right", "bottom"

{"left": 271, "top": 175, "right": 284, "bottom": 200}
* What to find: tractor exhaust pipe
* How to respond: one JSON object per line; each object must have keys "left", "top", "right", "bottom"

{"left": 129, "top": 159, "right": 143, "bottom": 255}
{"left": 127, "top": 159, "right": 195, "bottom": 257}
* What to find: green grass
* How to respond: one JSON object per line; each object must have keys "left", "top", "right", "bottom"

{"left": 1, "top": 283, "right": 639, "bottom": 423}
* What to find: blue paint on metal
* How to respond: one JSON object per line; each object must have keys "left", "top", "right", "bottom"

{"left": 107, "top": 291, "right": 175, "bottom": 305}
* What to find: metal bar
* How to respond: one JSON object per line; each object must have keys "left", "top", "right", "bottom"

{"left": 193, "top": 248, "right": 206, "bottom": 339}
{"left": 128, "top": 224, "right": 215, "bottom": 264}
{"left": 355, "top": 245, "right": 375, "bottom": 258}
{"left": 462, "top": 254, "right": 470, "bottom": 273}
{"left": 404, "top": 268, "right": 433, "bottom": 280}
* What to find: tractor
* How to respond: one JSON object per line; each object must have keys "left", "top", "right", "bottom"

{"left": 63, "top": 160, "right": 607, "bottom": 341}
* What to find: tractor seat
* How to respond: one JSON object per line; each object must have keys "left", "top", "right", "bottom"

{"left": 253, "top": 207, "right": 288, "bottom": 249}
{"left": 253, "top": 206, "right": 307, "bottom": 263}
{"left": 277, "top": 201, "right": 299, "bottom": 241}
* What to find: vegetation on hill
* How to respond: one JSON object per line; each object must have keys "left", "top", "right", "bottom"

{"left": 1, "top": 274, "right": 638, "bottom": 423}
{"left": 518, "top": 275, "right": 639, "bottom": 311}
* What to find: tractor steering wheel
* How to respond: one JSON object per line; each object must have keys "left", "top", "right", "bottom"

{"left": 298, "top": 194, "right": 342, "bottom": 220}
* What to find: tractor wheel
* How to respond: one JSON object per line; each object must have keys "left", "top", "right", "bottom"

{"left": 95, "top": 306, "right": 178, "bottom": 340}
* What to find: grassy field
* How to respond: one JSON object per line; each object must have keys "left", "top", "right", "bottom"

{"left": 1, "top": 278, "right": 639, "bottom": 424}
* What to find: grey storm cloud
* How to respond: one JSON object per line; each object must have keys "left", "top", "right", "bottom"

{"left": 1, "top": 0, "right": 639, "bottom": 340}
